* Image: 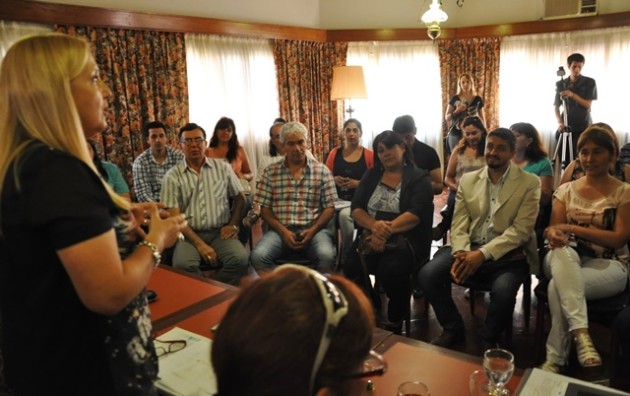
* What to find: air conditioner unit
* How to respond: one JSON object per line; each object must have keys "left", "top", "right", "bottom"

{"left": 543, "top": 0, "right": 598, "bottom": 20}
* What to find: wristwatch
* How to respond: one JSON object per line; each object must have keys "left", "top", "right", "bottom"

{"left": 138, "top": 240, "right": 161, "bottom": 269}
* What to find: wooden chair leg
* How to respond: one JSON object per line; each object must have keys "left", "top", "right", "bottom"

{"left": 469, "top": 287, "right": 476, "bottom": 315}
{"left": 522, "top": 275, "right": 532, "bottom": 329}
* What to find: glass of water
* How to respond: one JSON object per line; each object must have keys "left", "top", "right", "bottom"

{"left": 483, "top": 348, "right": 514, "bottom": 396}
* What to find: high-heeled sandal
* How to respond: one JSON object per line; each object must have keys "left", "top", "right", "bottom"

{"left": 539, "top": 361, "right": 563, "bottom": 373}
{"left": 573, "top": 332, "right": 602, "bottom": 368}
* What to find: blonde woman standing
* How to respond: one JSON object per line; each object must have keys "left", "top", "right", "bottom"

{"left": 445, "top": 73, "right": 485, "bottom": 154}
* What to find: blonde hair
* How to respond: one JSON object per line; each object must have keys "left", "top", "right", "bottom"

{"left": 0, "top": 33, "right": 128, "bottom": 222}
{"left": 456, "top": 73, "right": 477, "bottom": 96}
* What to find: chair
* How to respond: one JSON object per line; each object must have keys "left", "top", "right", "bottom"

{"left": 534, "top": 276, "right": 630, "bottom": 386}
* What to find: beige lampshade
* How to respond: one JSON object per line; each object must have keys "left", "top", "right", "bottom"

{"left": 330, "top": 66, "right": 367, "bottom": 100}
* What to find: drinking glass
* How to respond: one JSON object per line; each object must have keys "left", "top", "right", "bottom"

{"left": 483, "top": 348, "right": 514, "bottom": 396}
{"left": 397, "top": 380, "right": 430, "bottom": 396}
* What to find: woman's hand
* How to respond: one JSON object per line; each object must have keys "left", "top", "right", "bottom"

{"left": 144, "top": 204, "right": 187, "bottom": 251}
{"left": 371, "top": 220, "right": 392, "bottom": 241}
{"left": 546, "top": 225, "right": 570, "bottom": 249}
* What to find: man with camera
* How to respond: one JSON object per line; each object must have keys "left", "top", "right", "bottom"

{"left": 554, "top": 53, "right": 598, "bottom": 156}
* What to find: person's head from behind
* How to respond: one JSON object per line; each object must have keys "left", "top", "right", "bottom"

{"left": 342, "top": 118, "right": 363, "bottom": 148}
{"left": 212, "top": 265, "right": 376, "bottom": 396}
{"left": 485, "top": 128, "right": 516, "bottom": 170}
{"left": 509, "top": 122, "right": 548, "bottom": 162}
{"left": 0, "top": 33, "right": 122, "bottom": 207}
{"left": 268, "top": 117, "right": 286, "bottom": 156}
{"left": 577, "top": 126, "right": 619, "bottom": 175}
{"left": 392, "top": 115, "right": 417, "bottom": 149}
{"left": 373, "top": 130, "right": 415, "bottom": 171}
{"left": 459, "top": 116, "right": 487, "bottom": 156}
{"left": 142, "top": 121, "right": 167, "bottom": 154}
{"left": 567, "top": 53, "right": 585, "bottom": 79}
{"left": 457, "top": 73, "right": 477, "bottom": 95}
{"left": 281, "top": 122, "right": 309, "bottom": 166}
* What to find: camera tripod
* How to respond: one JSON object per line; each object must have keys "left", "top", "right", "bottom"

{"left": 553, "top": 68, "right": 574, "bottom": 174}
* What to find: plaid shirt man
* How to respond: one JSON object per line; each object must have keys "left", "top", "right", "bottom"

{"left": 256, "top": 157, "right": 337, "bottom": 228}
{"left": 132, "top": 146, "right": 184, "bottom": 202}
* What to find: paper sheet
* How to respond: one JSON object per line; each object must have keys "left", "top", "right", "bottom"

{"left": 155, "top": 327, "right": 217, "bottom": 396}
{"left": 515, "top": 368, "right": 630, "bottom": 396}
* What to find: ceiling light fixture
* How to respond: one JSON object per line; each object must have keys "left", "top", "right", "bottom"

{"left": 420, "top": 0, "right": 449, "bottom": 41}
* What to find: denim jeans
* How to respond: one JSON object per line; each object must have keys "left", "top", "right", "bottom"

{"left": 419, "top": 246, "right": 528, "bottom": 343}
{"left": 250, "top": 228, "right": 336, "bottom": 273}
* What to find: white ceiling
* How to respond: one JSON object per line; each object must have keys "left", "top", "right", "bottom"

{"left": 34, "top": 0, "right": 630, "bottom": 30}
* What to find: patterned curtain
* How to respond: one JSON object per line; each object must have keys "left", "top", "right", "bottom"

{"left": 437, "top": 37, "right": 502, "bottom": 135}
{"left": 55, "top": 25, "right": 189, "bottom": 193}
{"left": 272, "top": 40, "right": 347, "bottom": 160}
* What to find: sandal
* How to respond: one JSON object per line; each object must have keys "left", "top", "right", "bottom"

{"left": 539, "top": 361, "right": 563, "bottom": 373}
{"left": 573, "top": 332, "right": 602, "bottom": 368}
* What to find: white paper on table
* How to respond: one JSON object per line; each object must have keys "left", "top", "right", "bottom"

{"left": 515, "top": 368, "right": 630, "bottom": 396}
{"left": 155, "top": 327, "right": 217, "bottom": 396}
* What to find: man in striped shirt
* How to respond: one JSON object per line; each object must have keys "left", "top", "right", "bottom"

{"left": 161, "top": 123, "right": 249, "bottom": 285}
{"left": 251, "top": 122, "right": 338, "bottom": 273}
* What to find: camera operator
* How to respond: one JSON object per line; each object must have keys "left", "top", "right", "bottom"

{"left": 554, "top": 53, "right": 598, "bottom": 153}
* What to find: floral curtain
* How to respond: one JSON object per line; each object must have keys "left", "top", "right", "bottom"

{"left": 438, "top": 37, "right": 502, "bottom": 135}
{"left": 55, "top": 25, "right": 189, "bottom": 194}
{"left": 273, "top": 40, "right": 347, "bottom": 160}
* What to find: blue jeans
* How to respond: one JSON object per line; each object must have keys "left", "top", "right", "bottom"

{"left": 251, "top": 228, "right": 336, "bottom": 273}
{"left": 419, "top": 246, "right": 528, "bottom": 343}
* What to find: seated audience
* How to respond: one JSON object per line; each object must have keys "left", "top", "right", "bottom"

{"left": 250, "top": 122, "right": 337, "bottom": 273}
{"left": 132, "top": 120, "right": 184, "bottom": 202}
{"left": 161, "top": 123, "right": 249, "bottom": 285}
{"left": 433, "top": 116, "right": 487, "bottom": 241}
{"left": 445, "top": 73, "right": 486, "bottom": 155}
{"left": 343, "top": 130, "right": 433, "bottom": 332}
{"left": 419, "top": 128, "right": 540, "bottom": 349}
{"left": 87, "top": 139, "right": 130, "bottom": 200}
{"left": 392, "top": 114, "right": 443, "bottom": 194}
{"left": 325, "top": 118, "right": 374, "bottom": 267}
{"left": 212, "top": 265, "right": 377, "bottom": 396}
{"left": 559, "top": 122, "right": 628, "bottom": 185}
{"left": 540, "top": 126, "right": 630, "bottom": 373}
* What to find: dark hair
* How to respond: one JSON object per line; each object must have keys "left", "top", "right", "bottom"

{"left": 178, "top": 122, "right": 206, "bottom": 141}
{"left": 209, "top": 117, "right": 239, "bottom": 162}
{"left": 567, "top": 53, "right": 585, "bottom": 65}
{"left": 268, "top": 117, "right": 286, "bottom": 156}
{"left": 577, "top": 125, "right": 618, "bottom": 158}
{"left": 88, "top": 140, "right": 108, "bottom": 181}
{"left": 372, "top": 130, "right": 415, "bottom": 169}
{"left": 392, "top": 115, "right": 416, "bottom": 135}
{"left": 458, "top": 116, "right": 487, "bottom": 157}
{"left": 340, "top": 118, "right": 363, "bottom": 148}
{"left": 487, "top": 127, "right": 516, "bottom": 151}
{"left": 211, "top": 269, "right": 373, "bottom": 396}
{"left": 509, "top": 122, "right": 548, "bottom": 162}
{"left": 141, "top": 121, "right": 167, "bottom": 140}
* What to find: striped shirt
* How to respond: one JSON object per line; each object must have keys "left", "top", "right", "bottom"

{"left": 132, "top": 146, "right": 184, "bottom": 202}
{"left": 161, "top": 158, "right": 243, "bottom": 230}
{"left": 255, "top": 157, "right": 337, "bottom": 227}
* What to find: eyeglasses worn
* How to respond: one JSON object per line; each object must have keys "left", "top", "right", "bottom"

{"left": 154, "top": 339, "right": 187, "bottom": 357}
{"left": 181, "top": 137, "right": 206, "bottom": 145}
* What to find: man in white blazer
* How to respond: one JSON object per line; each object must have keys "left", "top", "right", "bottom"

{"left": 419, "top": 128, "right": 541, "bottom": 349}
